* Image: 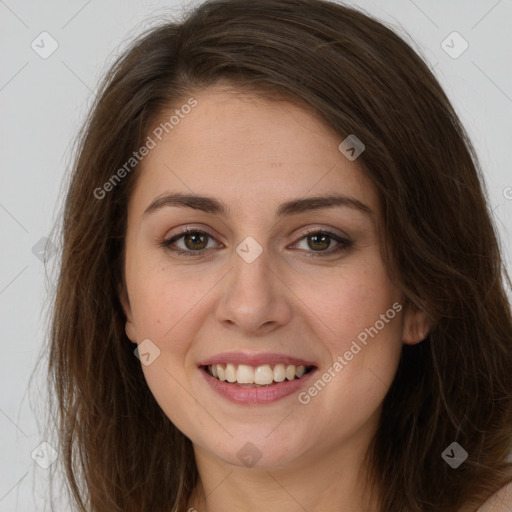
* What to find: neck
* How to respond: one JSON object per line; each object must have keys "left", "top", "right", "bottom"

{"left": 188, "top": 435, "right": 380, "bottom": 512}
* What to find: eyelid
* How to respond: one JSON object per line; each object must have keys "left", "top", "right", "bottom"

{"left": 163, "top": 225, "right": 224, "bottom": 250}
{"left": 290, "top": 225, "right": 350, "bottom": 242}
{"left": 287, "top": 227, "right": 352, "bottom": 257}
{"left": 164, "top": 224, "right": 222, "bottom": 241}
{"left": 162, "top": 225, "right": 352, "bottom": 257}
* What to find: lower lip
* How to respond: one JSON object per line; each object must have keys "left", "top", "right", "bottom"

{"left": 200, "top": 367, "right": 316, "bottom": 405}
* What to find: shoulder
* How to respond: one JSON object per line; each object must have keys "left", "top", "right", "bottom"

{"left": 475, "top": 481, "right": 512, "bottom": 512}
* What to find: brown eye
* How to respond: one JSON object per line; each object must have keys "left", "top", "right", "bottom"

{"left": 307, "top": 233, "right": 331, "bottom": 251}
{"left": 182, "top": 231, "right": 209, "bottom": 250}
{"left": 163, "top": 229, "right": 220, "bottom": 255}
{"left": 293, "top": 230, "right": 353, "bottom": 257}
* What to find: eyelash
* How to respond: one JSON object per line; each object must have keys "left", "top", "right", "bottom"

{"left": 162, "top": 227, "right": 353, "bottom": 258}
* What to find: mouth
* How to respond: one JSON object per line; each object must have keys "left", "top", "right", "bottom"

{"left": 198, "top": 352, "right": 318, "bottom": 404}
{"left": 203, "top": 363, "right": 316, "bottom": 387}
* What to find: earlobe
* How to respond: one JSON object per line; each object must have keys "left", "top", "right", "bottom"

{"left": 118, "top": 283, "right": 138, "bottom": 344}
{"left": 402, "top": 302, "right": 431, "bottom": 345}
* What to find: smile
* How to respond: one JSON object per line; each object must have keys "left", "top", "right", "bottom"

{"left": 205, "top": 363, "right": 315, "bottom": 386}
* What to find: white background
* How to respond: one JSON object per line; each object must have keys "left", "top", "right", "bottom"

{"left": 0, "top": 0, "right": 511, "bottom": 510}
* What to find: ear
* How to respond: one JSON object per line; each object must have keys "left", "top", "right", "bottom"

{"left": 402, "top": 301, "right": 430, "bottom": 345}
{"left": 118, "top": 283, "right": 138, "bottom": 344}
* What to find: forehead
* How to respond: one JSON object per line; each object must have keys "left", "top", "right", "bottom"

{"left": 129, "top": 86, "right": 378, "bottom": 217}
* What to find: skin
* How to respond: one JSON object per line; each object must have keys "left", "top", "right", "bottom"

{"left": 119, "top": 84, "right": 430, "bottom": 512}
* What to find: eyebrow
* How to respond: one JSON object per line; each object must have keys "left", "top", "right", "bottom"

{"left": 143, "top": 192, "right": 373, "bottom": 218}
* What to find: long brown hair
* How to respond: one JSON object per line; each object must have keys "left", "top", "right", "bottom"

{"left": 45, "top": 0, "right": 512, "bottom": 510}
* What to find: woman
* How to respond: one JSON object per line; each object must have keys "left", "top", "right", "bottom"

{"left": 47, "top": 0, "right": 512, "bottom": 510}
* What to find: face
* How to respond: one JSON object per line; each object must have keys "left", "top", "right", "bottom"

{"left": 120, "top": 84, "right": 429, "bottom": 471}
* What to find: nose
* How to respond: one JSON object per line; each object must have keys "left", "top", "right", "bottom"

{"left": 214, "top": 240, "right": 293, "bottom": 336}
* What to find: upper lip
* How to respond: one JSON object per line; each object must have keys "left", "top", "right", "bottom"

{"left": 198, "top": 352, "right": 317, "bottom": 368}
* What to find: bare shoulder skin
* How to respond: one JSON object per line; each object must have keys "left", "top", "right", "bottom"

{"left": 476, "top": 482, "right": 512, "bottom": 512}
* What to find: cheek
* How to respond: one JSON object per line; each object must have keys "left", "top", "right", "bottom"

{"left": 128, "top": 268, "right": 206, "bottom": 432}
{"left": 139, "top": 356, "right": 209, "bottom": 441}
{"left": 320, "top": 279, "right": 402, "bottom": 352}
{"left": 296, "top": 251, "right": 402, "bottom": 351}
{"left": 293, "top": 272, "right": 403, "bottom": 446}
{"left": 296, "top": 252, "right": 404, "bottom": 403}
{"left": 127, "top": 260, "right": 206, "bottom": 347}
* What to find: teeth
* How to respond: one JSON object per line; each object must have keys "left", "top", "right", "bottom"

{"left": 207, "top": 363, "right": 310, "bottom": 385}
{"left": 273, "top": 363, "right": 286, "bottom": 382}
{"left": 225, "top": 363, "right": 237, "bottom": 383}
{"left": 254, "top": 364, "right": 274, "bottom": 385}
{"left": 236, "top": 364, "right": 254, "bottom": 384}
